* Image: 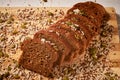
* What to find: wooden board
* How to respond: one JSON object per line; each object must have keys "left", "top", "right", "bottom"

{"left": 105, "top": 7, "right": 120, "bottom": 76}
{"left": 0, "top": 7, "right": 120, "bottom": 78}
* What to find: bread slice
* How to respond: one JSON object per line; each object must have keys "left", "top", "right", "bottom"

{"left": 67, "top": 5, "right": 101, "bottom": 27}
{"left": 48, "top": 21, "right": 85, "bottom": 65}
{"left": 73, "top": 2, "right": 103, "bottom": 20}
{"left": 19, "top": 38, "right": 58, "bottom": 78}
{"left": 81, "top": 1, "right": 110, "bottom": 21}
{"left": 64, "top": 14, "right": 99, "bottom": 35}
{"left": 56, "top": 19, "right": 86, "bottom": 49}
{"left": 34, "top": 29, "right": 73, "bottom": 67}
{"left": 70, "top": 1, "right": 110, "bottom": 24}
{"left": 58, "top": 18, "right": 92, "bottom": 46}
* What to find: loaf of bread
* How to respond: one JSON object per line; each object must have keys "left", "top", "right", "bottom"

{"left": 19, "top": 1, "right": 110, "bottom": 78}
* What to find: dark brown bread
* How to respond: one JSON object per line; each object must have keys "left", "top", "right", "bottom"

{"left": 73, "top": 2, "right": 104, "bottom": 20}
{"left": 73, "top": 1, "right": 110, "bottom": 24}
{"left": 56, "top": 19, "right": 88, "bottom": 49}
{"left": 64, "top": 14, "right": 99, "bottom": 35}
{"left": 57, "top": 18, "right": 92, "bottom": 46}
{"left": 19, "top": 1, "right": 109, "bottom": 78}
{"left": 34, "top": 29, "right": 73, "bottom": 66}
{"left": 48, "top": 22, "right": 85, "bottom": 65}
{"left": 19, "top": 38, "right": 58, "bottom": 78}
{"left": 81, "top": 1, "right": 110, "bottom": 21}
{"left": 67, "top": 5, "right": 101, "bottom": 27}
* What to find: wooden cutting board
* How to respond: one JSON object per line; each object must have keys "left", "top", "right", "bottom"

{"left": 105, "top": 7, "right": 120, "bottom": 76}
{"left": 0, "top": 7, "right": 120, "bottom": 78}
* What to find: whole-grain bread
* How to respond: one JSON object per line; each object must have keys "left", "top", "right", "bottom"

{"left": 57, "top": 18, "right": 92, "bottom": 47}
{"left": 19, "top": 1, "right": 110, "bottom": 78}
{"left": 67, "top": 5, "right": 101, "bottom": 27}
{"left": 64, "top": 14, "right": 99, "bottom": 35}
{"left": 48, "top": 22, "right": 85, "bottom": 65}
{"left": 73, "top": 2, "right": 104, "bottom": 20}
{"left": 34, "top": 29, "right": 73, "bottom": 67}
{"left": 19, "top": 38, "right": 58, "bottom": 78}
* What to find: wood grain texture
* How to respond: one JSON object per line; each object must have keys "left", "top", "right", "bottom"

{"left": 105, "top": 8, "right": 120, "bottom": 76}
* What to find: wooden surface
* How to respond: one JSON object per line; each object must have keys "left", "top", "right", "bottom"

{"left": 106, "top": 7, "right": 120, "bottom": 76}
{"left": 0, "top": 7, "right": 120, "bottom": 77}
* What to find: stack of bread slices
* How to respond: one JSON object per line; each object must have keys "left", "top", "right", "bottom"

{"left": 19, "top": 1, "right": 110, "bottom": 78}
